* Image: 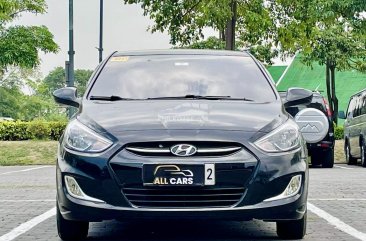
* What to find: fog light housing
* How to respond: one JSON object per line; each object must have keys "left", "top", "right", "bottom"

{"left": 264, "top": 175, "right": 302, "bottom": 202}
{"left": 64, "top": 175, "right": 104, "bottom": 203}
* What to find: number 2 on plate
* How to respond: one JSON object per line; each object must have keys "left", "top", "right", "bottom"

{"left": 204, "top": 164, "right": 215, "bottom": 185}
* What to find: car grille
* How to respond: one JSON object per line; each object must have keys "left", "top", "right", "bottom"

{"left": 122, "top": 185, "right": 245, "bottom": 208}
{"left": 125, "top": 141, "right": 242, "bottom": 157}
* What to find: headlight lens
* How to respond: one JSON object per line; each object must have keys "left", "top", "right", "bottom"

{"left": 254, "top": 120, "right": 301, "bottom": 153}
{"left": 64, "top": 120, "right": 112, "bottom": 153}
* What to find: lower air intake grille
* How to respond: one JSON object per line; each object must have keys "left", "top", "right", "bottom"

{"left": 122, "top": 185, "right": 245, "bottom": 208}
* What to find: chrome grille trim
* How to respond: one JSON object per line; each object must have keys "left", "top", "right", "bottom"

{"left": 198, "top": 147, "right": 242, "bottom": 153}
{"left": 125, "top": 146, "right": 242, "bottom": 155}
{"left": 125, "top": 147, "right": 170, "bottom": 153}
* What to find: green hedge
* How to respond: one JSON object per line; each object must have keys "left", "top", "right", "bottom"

{"left": 0, "top": 121, "right": 67, "bottom": 141}
{"left": 334, "top": 126, "right": 344, "bottom": 140}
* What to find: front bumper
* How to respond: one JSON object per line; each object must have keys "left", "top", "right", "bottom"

{"left": 58, "top": 189, "right": 306, "bottom": 222}
{"left": 56, "top": 137, "right": 308, "bottom": 222}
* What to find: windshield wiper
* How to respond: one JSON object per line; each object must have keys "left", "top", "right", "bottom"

{"left": 147, "top": 95, "right": 253, "bottom": 101}
{"left": 90, "top": 95, "right": 138, "bottom": 101}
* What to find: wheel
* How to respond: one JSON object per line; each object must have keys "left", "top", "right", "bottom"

{"left": 277, "top": 212, "right": 307, "bottom": 240}
{"left": 321, "top": 149, "right": 334, "bottom": 168}
{"left": 361, "top": 142, "right": 366, "bottom": 167}
{"left": 310, "top": 150, "right": 321, "bottom": 166}
{"left": 57, "top": 204, "right": 89, "bottom": 240}
{"left": 345, "top": 143, "right": 357, "bottom": 165}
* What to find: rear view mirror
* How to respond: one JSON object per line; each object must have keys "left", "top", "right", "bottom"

{"left": 53, "top": 87, "right": 80, "bottom": 108}
{"left": 338, "top": 111, "right": 346, "bottom": 119}
{"left": 283, "top": 88, "right": 313, "bottom": 108}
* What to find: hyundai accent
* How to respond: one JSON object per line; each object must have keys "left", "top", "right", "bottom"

{"left": 54, "top": 50, "right": 310, "bottom": 240}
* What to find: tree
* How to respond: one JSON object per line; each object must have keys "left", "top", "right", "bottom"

{"left": 270, "top": 0, "right": 366, "bottom": 124}
{"left": 39, "top": 67, "right": 93, "bottom": 97}
{"left": 0, "top": 86, "right": 22, "bottom": 118}
{"left": 125, "top": 0, "right": 365, "bottom": 120}
{"left": 0, "top": 0, "right": 58, "bottom": 77}
{"left": 123, "top": 0, "right": 277, "bottom": 61}
{"left": 182, "top": 36, "right": 278, "bottom": 64}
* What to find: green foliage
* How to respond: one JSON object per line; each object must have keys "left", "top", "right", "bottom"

{"left": 0, "top": 121, "right": 30, "bottom": 140}
{"left": 0, "top": 0, "right": 58, "bottom": 73}
{"left": 0, "top": 26, "right": 59, "bottom": 71}
{"left": 334, "top": 125, "right": 344, "bottom": 140}
{"left": 123, "top": 0, "right": 276, "bottom": 63}
{"left": 124, "top": 0, "right": 232, "bottom": 45}
{"left": 48, "top": 121, "right": 67, "bottom": 140}
{"left": 26, "top": 120, "right": 50, "bottom": 139}
{"left": 270, "top": 0, "right": 366, "bottom": 71}
{"left": 0, "top": 86, "right": 22, "bottom": 118}
{"left": 181, "top": 36, "right": 226, "bottom": 50}
{"left": 39, "top": 67, "right": 93, "bottom": 97}
{"left": 0, "top": 120, "right": 66, "bottom": 140}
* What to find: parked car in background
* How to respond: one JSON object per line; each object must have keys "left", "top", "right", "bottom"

{"left": 0, "top": 117, "right": 14, "bottom": 122}
{"left": 339, "top": 88, "right": 366, "bottom": 167}
{"left": 279, "top": 91, "right": 335, "bottom": 168}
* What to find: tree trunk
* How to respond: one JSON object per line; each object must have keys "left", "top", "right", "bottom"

{"left": 225, "top": 0, "right": 237, "bottom": 50}
{"left": 330, "top": 64, "right": 338, "bottom": 125}
{"left": 219, "top": 29, "right": 226, "bottom": 41}
{"left": 325, "top": 61, "right": 333, "bottom": 119}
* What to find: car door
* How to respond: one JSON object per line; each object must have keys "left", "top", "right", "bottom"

{"left": 360, "top": 92, "right": 366, "bottom": 148}
{"left": 349, "top": 95, "right": 362, "bottom": 157}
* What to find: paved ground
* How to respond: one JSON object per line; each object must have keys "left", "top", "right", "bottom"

{"left": 0, "top": 164, "right": 365, "bottom": 241}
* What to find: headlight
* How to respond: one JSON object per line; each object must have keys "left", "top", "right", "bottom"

{"left": 63, "top": 120, "right": 112, "bottom": 153}
{"left": 254, "top": 120, "right": 301, "bottom": 153}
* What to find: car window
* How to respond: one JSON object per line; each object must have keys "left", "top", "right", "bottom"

{"left": 354, "top": 95, "right": 362, "bottom": 118}
{"left": 347, "top": 96, "right": 356, "bottom": 118}
{"left": 89, "top": 55, "right": 276, "bottom": 102}
{"left": 280, "top": 93, "right": 327, "bottom": 117}
{"left": 361, "top": 92, "right": 366, "bottom": 116}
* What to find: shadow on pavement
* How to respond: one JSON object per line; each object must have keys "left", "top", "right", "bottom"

{"left": 87, "top": 220, "right": 279, "bottom": 241}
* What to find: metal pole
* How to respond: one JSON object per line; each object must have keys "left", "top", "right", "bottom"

{"left": 65, "top": 61, "right": 70, "bottom": 86}
{"left": 68, "top": 0, "right": 75, "bottom": 87}
{"left": 98, "top": 0, "right": 104, "bottom": 63}
{"left": 68, "top": 0, "right": 75, "bottom": 118}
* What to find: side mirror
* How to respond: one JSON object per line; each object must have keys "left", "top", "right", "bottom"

{"left": 53, "top": 87, "right": 80, "bottom": 108}
{"left": 338, "top": 110, "right": 346, "bottom": 119}
{"left": 283, "top": 88, "right": 313, "bottom": 108}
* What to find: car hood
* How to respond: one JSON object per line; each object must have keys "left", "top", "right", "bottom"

{"left": 78, "top": 100, "right": 285, "bottom": 134}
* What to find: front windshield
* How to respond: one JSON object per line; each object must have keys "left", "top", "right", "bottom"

{"left": 89, "top": 55, "right": 276, "bottom": 102}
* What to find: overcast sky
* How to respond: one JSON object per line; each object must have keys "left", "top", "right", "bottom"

{"left": 16, "top": 0, "right": 291, "bottom": 77}
{"left": 15, "top": 0, "right": 184, "bottom": 75}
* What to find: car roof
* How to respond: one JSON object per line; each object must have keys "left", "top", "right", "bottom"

{"left": 278, "top": 91, "right": 323, "bottom": 98}
{"left": 113, "top": 49, "right": 251, "bottom": 57}
{"left": 350, "top": 88, "right": 366, "bottom": 97}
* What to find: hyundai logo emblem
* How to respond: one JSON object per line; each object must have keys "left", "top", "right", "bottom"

{"left": 170, "top": 144, "right": 197, "bottom": 157}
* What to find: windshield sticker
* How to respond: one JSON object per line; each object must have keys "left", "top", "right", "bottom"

{"left": 111, "top": 56, "right": 129, "bottom": 62}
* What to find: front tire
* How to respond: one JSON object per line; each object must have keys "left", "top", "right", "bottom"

{"left": 277, "top": 212, "right": 307, "bottom": 240}
{"left": 57, "top": 204, "right": 89, "bottom": 240}
{"left": 361, "top": 142, "right": 366, "bottom": 167}
{"left": 346, "top": 143, "right": 357, "bottom": 165}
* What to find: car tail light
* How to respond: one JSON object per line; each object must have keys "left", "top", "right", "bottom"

{"left": 323, "top": 98, "right": 332, "bottom": 117}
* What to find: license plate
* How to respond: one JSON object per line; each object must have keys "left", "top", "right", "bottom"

{"left": 143, "top": 164, "right": 215, "bottom": 186}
